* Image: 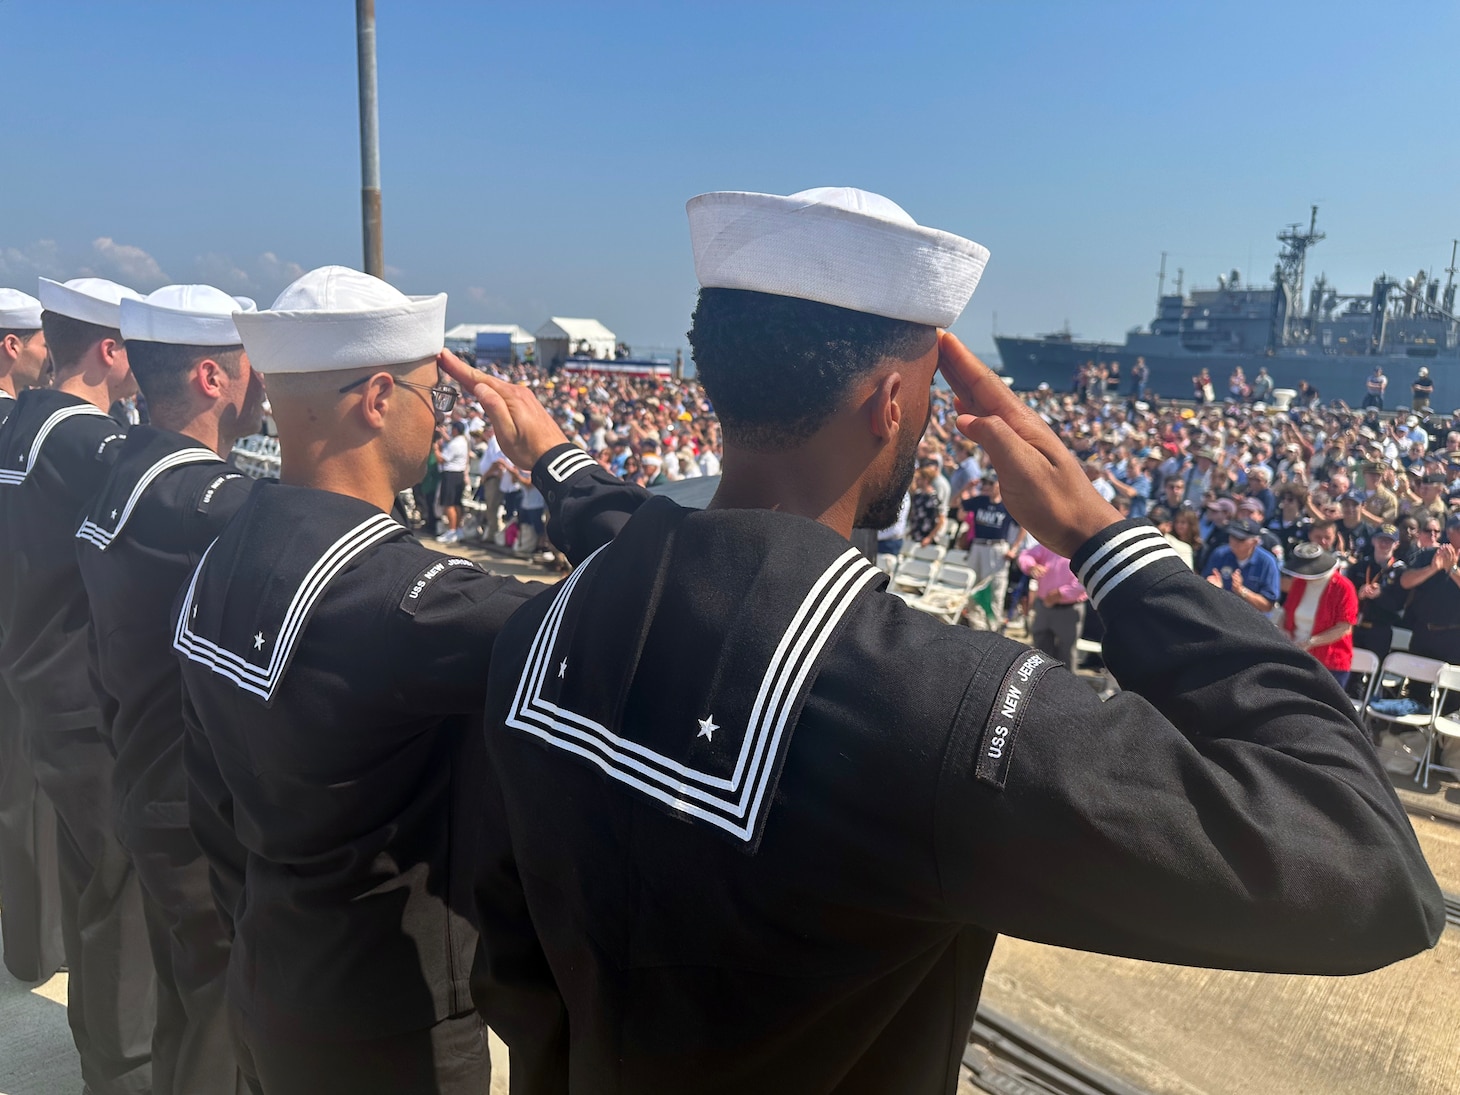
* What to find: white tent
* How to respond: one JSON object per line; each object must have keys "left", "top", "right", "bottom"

{"left": 534, "top": 317, "right": 616, "bottom": 368}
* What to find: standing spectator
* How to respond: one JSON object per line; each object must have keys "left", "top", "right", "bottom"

{"left": 1193, "top": 368, "right": 1215, "bottom": 404}
{"left": 963, "top": 471, "right": 1020, "bottom": 629}
{"left": 1243, "top": 463, "right": 1276, "bottom": 522}
{"left": 1397, "top": 516, "right": 1460, "bottom": 665}
{"left": 1356, "top": 462, "right": 1399, "bottom": 524}
{"left": 1198, "top": 497, "right": 1236, "bottom": 572}
{"left": 1251, "top": 366, "right": 1274, "bottom": 404}
{"left": 1267, "top": 485, "right": 1310, "bottom": 559}
{"left": 1204, "top": 518, "right": 1281, "bottom": 614}
{"left": 908, "top": 459, "right": 947, "bottom": 548}
{"left": 435, "top": 419, "right": 470, "bottom": 543}
{"left": 1130, "top": 355, "right": 1149, "bottom": 397}
{"left": 1411, "top": 367, "right": 1434, "bottom": 413}
{"left": 1348, "top": 525, "right": 1408, "bottom": 658}
{"left": 474, "top": 422, "right": 507, "bottom": 544}
{"left": 1336, "top": 494, "right": 1374, "bottom": 562}
{"left": 1147, "top": 505, "right": 1193, "bottom": 569}
{"left": 1363, "top": 365, "right": 1388, "bottom": 410}
{"left": 1183, "top": 448, "right": 1217, "bottom": 506}
{"left": 1017, "top": 540, "right": 1087, "bottom": 667}
{"left": 1106, "top": 454, "right": 1152, "bottom": 518}
{"left": 1280, "top": 543, "right": 1359, "bottom": 687}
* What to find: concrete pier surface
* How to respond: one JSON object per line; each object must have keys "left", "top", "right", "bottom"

{"left": 975, "top": 810, "right": 1460, "bottom": 1095}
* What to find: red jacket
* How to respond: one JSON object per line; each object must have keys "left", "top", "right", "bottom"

{"left": 1283, "top": 572, "right": 1358, "bottom": 671}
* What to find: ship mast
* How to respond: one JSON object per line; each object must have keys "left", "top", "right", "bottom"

{"left": 1156, "top": 251, "right": 1167, "bottom": 304}
{"left": 1445, "top": 239, "right": 1458, "bottom": 315}
{"left": 1269, "top": 205, "right": 1325, "bottom": 349}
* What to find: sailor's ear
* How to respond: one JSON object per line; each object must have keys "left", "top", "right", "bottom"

{"left": 869, "top": 371, "right": 902, "bottom": 443}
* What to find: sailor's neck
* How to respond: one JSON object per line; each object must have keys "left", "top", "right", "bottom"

{"left": 56, "top": 374, "right": 116, "bottom": 411}
{"left": 278, "top": 455, "right": 397, "bottom": 516}
{"left": 707, "top": 449, "right": 861, "bottom": 539}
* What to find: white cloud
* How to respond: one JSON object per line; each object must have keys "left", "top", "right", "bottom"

{"left": 0, "top": 239, "right": 67, "bottom": 283}
{"left": 87, "top": 238, "right": 168, "bottom": 288}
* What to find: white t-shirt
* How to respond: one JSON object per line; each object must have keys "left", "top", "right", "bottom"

{"left": 442, "top": 434, "right": 470, "bottom": 473}
{"left": 1291, "top": 576, "right": 1327, "bottom": 643}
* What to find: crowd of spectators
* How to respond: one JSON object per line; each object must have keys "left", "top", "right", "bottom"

{"left": 417, "top": 353, "right": 1460, "bottom": 689}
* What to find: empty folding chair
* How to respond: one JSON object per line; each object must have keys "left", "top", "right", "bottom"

{"left": 892, "top": 557, "right": 940, "bottom": 594}
{"left": 909, "top": 564, "right": 977, "bottom": 625}
{"left": 1363, "top": 652, "right": 1447, "bottom": 780}
{"left": 1418, "top": 664, "right": 1460, "bottom": 790}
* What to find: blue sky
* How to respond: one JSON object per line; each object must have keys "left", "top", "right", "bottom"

{"left": 4, "top": 1, "right": 1458, "bottom": 361}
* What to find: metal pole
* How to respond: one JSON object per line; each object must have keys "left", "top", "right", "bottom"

{"left": 356, "top": 0, "right": 384, "bottom": 278}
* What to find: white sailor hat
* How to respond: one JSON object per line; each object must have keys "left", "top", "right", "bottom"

{"left": 686, "top": 187, "right": 989, "bottom": 327}
{"left": 120, "top": 285, "right": 257, "bottom": 347}
{"left": 37, "top": 277, "right": 143, "bottom": 328}
{"left": 0, "top": 289, "right": 44, "bottom": 330}
{"left": 232, "top": 266, "right": 446, "bottom": 375}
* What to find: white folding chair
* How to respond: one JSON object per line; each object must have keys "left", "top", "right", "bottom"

{"left": 909, "top": 564, "right": 978, "bottom": 625}
{"left": 942, "top": 548, "right": 969, "bottom": 568}
{"left": 1390, "top": 627, "right": 1413, "bottom": 653}
{"left": 1347, "top": 647, "right": 1382, "bottom": 715}
{"left": 1363, "top": 653, "right": 1447, "bottom": 779}
{"left": 1419, "top": 664, "right": 1460, "bottom": 790}
{"left": 904, "top": 543, "right": 946, "bottom": 564}
{"left": 892, "top": 557, "right": 940, "bottom": 594}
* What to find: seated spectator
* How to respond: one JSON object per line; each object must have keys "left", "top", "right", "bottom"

{"left": 1204, "top": 518, "right": 1281, "bottom": 613}
{"left": 1280, "top": 542, "right": 1358, "bottom": 688}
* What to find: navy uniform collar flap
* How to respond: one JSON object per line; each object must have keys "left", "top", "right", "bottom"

{"left": 174, "top": 483, "right": 408, "bottom": 706}
{"left": 77, "top": 426, "right": 220, "bottom": 551}
{"left": 0, "top": 389, "right": 114, "bottom": 487}
{"left": 507, "top": 497, "right": 885, "bottom": 852}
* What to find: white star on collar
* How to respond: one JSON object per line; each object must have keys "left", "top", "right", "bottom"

{"left": 253, "top": 632, "right": 266, "bottom": 651}
{"left": 697, "top": 715, "right": 719, "bottom": 742}
{"left": 558, "top": 658, "right": 568, "bottom": 678}
{"left": 110, "top": 509, "right": 118, "bottom": 521}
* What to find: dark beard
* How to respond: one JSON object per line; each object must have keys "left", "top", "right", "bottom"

{"left": 859, "top": 425, "right": 922, "bottom": 529}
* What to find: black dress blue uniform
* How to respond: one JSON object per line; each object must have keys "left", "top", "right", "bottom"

{"left": 174, "top": 443, "right": 645, "bottom": 1094}
{"left": 0, "top": 386, "right": 67, "bottom": 984}
{"left": 472, "top": 498, "right": 1444, "bottom": 1095}
{"left": 77, "top": 423, "right": 255, "bottom": 1095}
{"left": 0, "top": 387, "right": 155, "bottom": 1094}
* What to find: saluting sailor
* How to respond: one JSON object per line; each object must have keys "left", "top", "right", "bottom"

{"left": 0, "top": 286, "right": 66, "bottom": 987}
{"left": 77, "top": 284, "right": 266, "bottom": 1095}
{"left": 468, "top": 188, "right": 1444, "bottom": 1094}
{"left": 0, "top": 277, "right": 157, "bottom": 1094}
{"left": 172, "top": 266, "right": 647, "bottom": 1094}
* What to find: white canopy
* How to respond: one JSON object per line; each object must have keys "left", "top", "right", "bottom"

{"left": 444, "top": 323, "right": 535, "bottom": 346}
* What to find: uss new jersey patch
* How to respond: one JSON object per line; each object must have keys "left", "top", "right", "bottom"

{"left": 503, "top": 497, "right": 884, "bottom": 851}
{"left": 975, "top": 648, "right": 1060, "bottom": 791}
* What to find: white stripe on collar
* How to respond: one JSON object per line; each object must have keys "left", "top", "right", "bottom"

{"left": 0, "top": 403, "right": 112, "bottom": 486}
{"left": 75, "top": 447, "right": 220, "bottom": 551}
{"left": 172, "top": 512, "right": 403, "bottom": 701}
{"left": 505, "top": 544, "right": 879, "bottom": 843}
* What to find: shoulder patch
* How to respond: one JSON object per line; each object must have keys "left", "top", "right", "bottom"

{"left": 197, "top": 472, "right": 245, "bottom": 513}
{"left": 398, "top": 555, "right": 482, "bottom": 616}
{"left": 975, "top": 648, "right": 1061, "bottom": 791}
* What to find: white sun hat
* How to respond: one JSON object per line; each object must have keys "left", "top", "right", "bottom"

{"left": 686, "top": 186, "right": 989, "bottom": 327}
{"left": 37, "top": 277, "right": 143, "bottom": 328}
{"left": 0, "top": 289, "right": 44, "bottom": 330}
{"left": 120, "top": 285, "right": 257, "bottom": 346}
{"left": 231, "top": 265, "right": 447, "bottom": 374}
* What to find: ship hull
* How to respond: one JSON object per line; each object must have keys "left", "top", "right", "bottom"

{"left": 993, "top": 335, "right": 1460, "bottom": 414}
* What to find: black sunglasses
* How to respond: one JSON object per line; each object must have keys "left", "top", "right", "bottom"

{"left": 338, "top": 373, "right": 457, "bottom": 415}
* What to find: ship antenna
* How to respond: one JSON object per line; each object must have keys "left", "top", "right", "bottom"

{"left": 1156, "top": 251, "right": 1167, "bottom": 305}
{"left": 1446, "top": 239, "right": 1458, "bottom": 297}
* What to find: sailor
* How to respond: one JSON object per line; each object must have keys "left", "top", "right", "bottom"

{"left": 468, "top": 187, "right": 1443, "bottom": 1093}
{"left": 0, "top": 277, "right": 157, "bottom": 1093}
{"left": 0, "top": 286, "right": 66, "bottom": 985}
{"left": 76, "top": 284, "right": 266, "bottom": 1094}
{"left": 172, "top": 267, "right": 647, "bottom": 1094}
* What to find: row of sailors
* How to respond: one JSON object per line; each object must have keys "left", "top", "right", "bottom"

{"left": 0, "top": 186, "right": 1448, "bottom": 1095}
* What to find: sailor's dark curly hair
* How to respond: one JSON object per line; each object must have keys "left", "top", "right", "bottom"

{"left": 687, "top": 288, "right": 935, "bottom": 451}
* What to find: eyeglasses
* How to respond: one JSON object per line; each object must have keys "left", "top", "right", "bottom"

{"left": 338, "top": 373, "right": 458, "bottom": 415}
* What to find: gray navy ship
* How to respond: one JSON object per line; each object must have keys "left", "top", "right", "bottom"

{"left": 994, "top": 207, "right": 1460, "bottom": 410}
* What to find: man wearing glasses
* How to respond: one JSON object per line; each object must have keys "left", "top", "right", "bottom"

{"left": 173, "top": 267, "right": 647, "bottom": 1094}
{"left": 1399, "top": 515, "right": 1460, "bottom": 665}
